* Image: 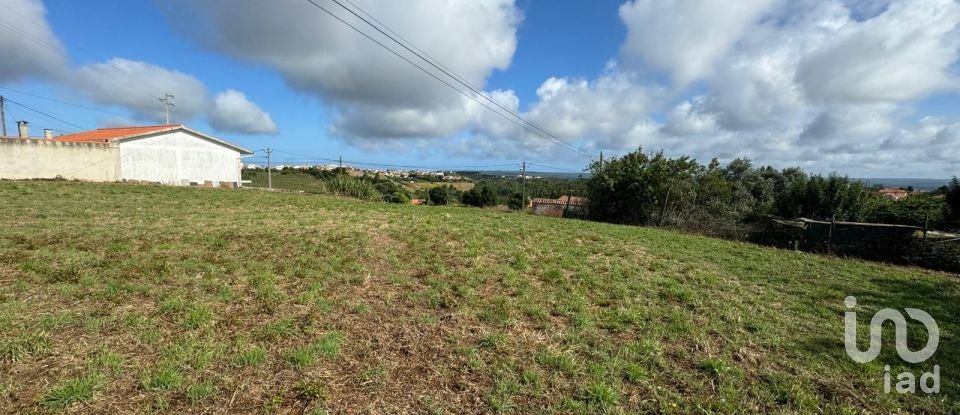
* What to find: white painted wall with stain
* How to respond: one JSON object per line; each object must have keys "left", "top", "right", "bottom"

{"left": 119, "top": 130, "right": 243, "bottom": 186}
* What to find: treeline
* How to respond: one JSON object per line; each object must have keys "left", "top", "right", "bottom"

{"left": 248, "top": 167, "right": 590, "bottom": 208}
{"left": 586, "top": 148, "right": 960, "bottom": 231}
{"left": 417, "top": 177, "right": 588, "bottom": 209}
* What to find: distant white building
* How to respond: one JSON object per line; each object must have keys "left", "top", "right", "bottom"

{"left": 2, "top": 123, "right": 253, "bottom": 186}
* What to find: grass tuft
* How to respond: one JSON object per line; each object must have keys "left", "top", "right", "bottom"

{"left": 234, "top": 346, "right": 268, "bottom": 367}
{"left": 41, "top": 373, "right": 103, "bottom": 409}
{"left": 141, "top": 366, "right": 183, "bottom": 391}
{"left": 580, "top": 382, "right": 619, "bottom": 411}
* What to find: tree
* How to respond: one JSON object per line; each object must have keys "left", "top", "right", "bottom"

{"left": 428, "top": 185, "right": 459, "bottom": 205}
{"left": 862, "top": 192, "right": 946, "bottom": 227}
{"left": 462, "top": 183, "right": 498, "bottom": 207}
{"left": 947, "top": 177, "right": 960, "bottom": 221}
{"left": 508, "top": 193, "right": 527, "bottom": 210}
{"left": 586, "top": 148, "right": 700, "bottom": 225}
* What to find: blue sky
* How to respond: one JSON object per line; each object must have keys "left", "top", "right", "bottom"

{"left": 2, "top": 0, "right": 960, "bottom": 177}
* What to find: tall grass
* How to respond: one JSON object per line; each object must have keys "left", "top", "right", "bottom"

{"left": 244, "top": 170, "right": 382, "bottom": 201}
{"left": 320, "top": 176, "right": 382, "bottom": 201}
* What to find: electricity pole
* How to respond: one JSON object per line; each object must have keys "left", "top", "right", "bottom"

{"left": 159, "top": 93, "right": 175, "bottom": 124}
{"left": 0, "top": 96, "right": 6, "bottom": 137}
{"left": 599, "top": 150, "right": 603, "bottom": 175}
{"left": 339, "top": 155, "right": 343, "bottom": 175}
{"left": 521, "top": 161, "right": 527, "bottom": 210}
{"left": 262, "top": 148, "right": 273, "bottom": 189}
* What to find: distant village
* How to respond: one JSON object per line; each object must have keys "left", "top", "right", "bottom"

{"left": 240, "top": 162, "right": 544, "bottom": 181}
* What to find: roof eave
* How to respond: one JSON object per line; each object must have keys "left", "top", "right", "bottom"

{"left": 112, "top": 125, "right": 254, "bottom": 155}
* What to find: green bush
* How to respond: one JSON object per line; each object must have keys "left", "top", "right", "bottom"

{"left": 321, "top": 177, "right": 382, "bottom": 201}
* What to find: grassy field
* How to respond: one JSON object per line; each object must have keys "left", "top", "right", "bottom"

{"left": 0, "top": 181, "right": 957, "bottom": 414}
{"left": 242, "top": 170, "right": 330, "bottom": 193}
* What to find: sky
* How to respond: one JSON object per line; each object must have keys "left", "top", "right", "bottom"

{"left": 1, "top": 0, "right": 959, "bottom": 177}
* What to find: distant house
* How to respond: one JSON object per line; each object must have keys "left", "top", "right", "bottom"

{"left": 878, "top": 187, "right": 909, "bottom": 201}
{"left": 529, "top": 195, "right": 588, "bottom": 218}
{"left": 0, "top": 123, "right": 253, "bottom": 187}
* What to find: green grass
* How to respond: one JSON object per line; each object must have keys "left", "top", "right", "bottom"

{"left": 41, "top": 373, "right": 103, "bottom": 409}
{"left": 233, "top": 346, "right": 268, "bottom": 367}
{"left": 0, "top": 181, "right": 958, "bottom": 413}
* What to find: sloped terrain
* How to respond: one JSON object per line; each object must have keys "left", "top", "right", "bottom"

{"left": 0, "top": 182, "right": 956, "bottom": 414}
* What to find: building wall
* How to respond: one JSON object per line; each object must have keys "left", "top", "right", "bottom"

{"left": 119, "top": 131, "right": 242, "bottom": 186}
{"left": 533, "top": 203, "right": 566, "bottom": 217}
{"left": 532, "top": 202, "right": 588, "bottom": 218}
{"left": 0, "top": 138, "right": 119, "bottom": 181}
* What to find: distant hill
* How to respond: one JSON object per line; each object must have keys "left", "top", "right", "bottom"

{"left": 856, "top": 178, "right": 951, "bottom": 191}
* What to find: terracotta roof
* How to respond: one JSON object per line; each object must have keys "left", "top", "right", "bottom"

{"left": 52, "top": 125, "right": 179, "bottom": 143}
{"left": 531, "top": 196, "right": 589, "bottom": 206}
{"left": 48, "top": 125, "right": 253, "bottom": 155}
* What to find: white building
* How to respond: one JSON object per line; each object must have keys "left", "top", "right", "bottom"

{"left": 48, "top": 124, "right": 253, "bottom": 187}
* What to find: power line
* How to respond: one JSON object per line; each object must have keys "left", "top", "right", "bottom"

{"left": 254, "top": 149, "right": 582, "bottom": 173}
{"left": 0, "top": 2, "right": 169, "bottom": 102}
{"left": 526, "top": 162, "right": 585, "bottom": 174}
{"left": 0, "top": 86, "right": 130, "bottom": 119}
{"left": 268, "top": 149, "right": 518, "bottom": 170}
{"left": 325, "top": 0, "right": 595, "bottom": 157}
{"left": 301, "top": 0, "right": 592, "bottom": 157}
{"left": 3, "top": 98, "right": 88, "bottom": 132}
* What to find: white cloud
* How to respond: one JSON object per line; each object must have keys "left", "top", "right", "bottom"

{"left": 159, "top": 0, "right": 521, "bottom": 140}
{"left": 0, "top": 2, "right": 277, "bottom": 134}
{"left": 796, "top": 0, "right": 960, "bottom": 103}
{"left": 446, "top": 72, "right": 664, "bottom": 162}
{"left": 6, "top": 0, "right": 956, "bottom": 176}
{"left": 71, "top": 58, "right": 209, "bottom": 123}
{"left": 525, "top": 73, "right": 659, "bottom": 150}
{"left": 662, "top": 100, "right": 718, "bottom": 136}
{"left": 645, "top": 0, "right": 960, "bottom": 176}
{"left": 618, "top": 0, "right": 776, "bottom": 86}
{"left": 209, "top": 89, "right": 278, "bottom": 135}
{"left": 0, "top": 0, "right": 69, "bottom": 82}
{"left": 68, "top": 59, "right": 276, "bottom": 133}
{"left": 798, "top": 104, "right": 897, "bottom": 149}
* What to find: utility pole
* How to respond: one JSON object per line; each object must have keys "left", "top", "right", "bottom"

{"left": 262, "top": 148, "right": 273, "bottom": 189}
{"left": 521, "top": 161, "right": 527, "bottom": 210}
{"left": 338, "top": 155, "right": 343, "bottom": 175}
{"left": 599, "top": 150, "right": 603, "bottom": 175}
{"left": 159, "top": 93, "right": 175, "bottom": 125}
{"left": 0, "top": 96, "right": 6, "bottom": 137}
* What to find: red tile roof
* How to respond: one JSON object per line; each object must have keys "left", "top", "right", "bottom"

{"left": 52, "top": 125, "right": 180, "bottom": 143}
{"left": 530, "top": 196, "right": 589, "bottom": 206}
{"left": 879, "top": 188, "right": 908, "bottom": 194}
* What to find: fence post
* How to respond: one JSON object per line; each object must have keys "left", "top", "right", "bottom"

{"left": 828, "top": 215, "right": 835, "bottom": 245}
{"left": 924, "top": 213, "right": 929, "bottom": 241}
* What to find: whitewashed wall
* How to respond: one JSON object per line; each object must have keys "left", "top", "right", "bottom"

{"left": 0, "top": 138, "right": 120, "bottom": 181}
{"left": 119, "top": 131, "right": 242, "bottom": 186}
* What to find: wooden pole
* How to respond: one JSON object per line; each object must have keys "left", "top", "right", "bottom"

{"left": 658, "top": 186, "right": 672, "bottom": 227}
{"left": 828, "top": 214, "right": 835, "bottom": 243}
{"left": 521, "top": 161, "right": 526, "bottom": 210}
